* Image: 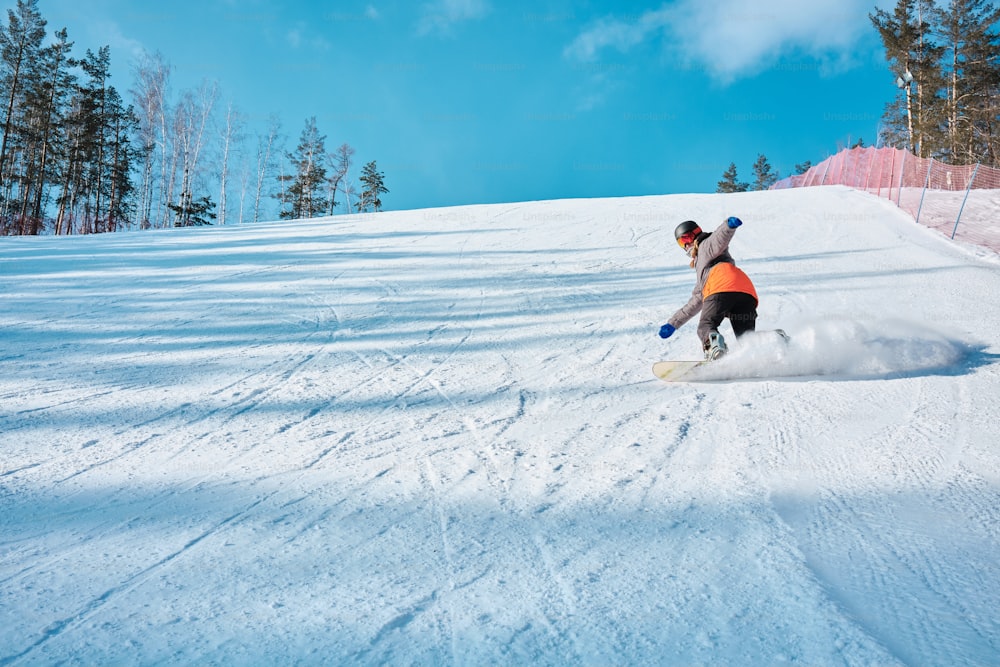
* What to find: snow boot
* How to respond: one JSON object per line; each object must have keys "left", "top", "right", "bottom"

{"left": 705, "top": 332, "right": 728, "bottom": 361}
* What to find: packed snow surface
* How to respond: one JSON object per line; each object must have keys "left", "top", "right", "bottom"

{"left": 2, "top": 186, "right": 999, "bottom": 665}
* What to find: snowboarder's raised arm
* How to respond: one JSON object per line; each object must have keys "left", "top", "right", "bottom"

{"left": 697, "top": 216, "right": 742, "bottom": 261}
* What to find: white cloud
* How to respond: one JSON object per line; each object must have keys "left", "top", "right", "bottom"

{"left": 285, "top": 22, "right": 331, "bottom": 51}
{"left": 565, "top": 0, "right": 877, "bottom": 82}
{"left": 417, "top": 0, "right": 490, "bottom": 36}
{"left": 674, "top": 0, "right": 875, "bottom": 79}
{"left": 69, "top": 18, "right": 145, "bottom": 63}
{"left": 563, "top": 9, "right": 671, "bottom": 63}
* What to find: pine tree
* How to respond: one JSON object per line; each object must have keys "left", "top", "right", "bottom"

{"left": 26, "top": 27, "right": 75, "bottom": 233}
{"left": 169, "top": 190, "right": 215, "bottom": 226}
{"left": 935, "top": 0, "right": 1000, "bottom": 164}
{"left": 870, "top": 0, "right": 947, "bottom": 157}
{"left": 103, "top": 85, "right": 139, "bottom": 232}
{"left": 0, "top": 0, "right": 47, "bottom": 229}
{"left": 54, "top": 46, "right": 139, "bottom": 234}
{"left": 277, "top": 116, "right": 329, "bottom": 219}
{"left": 794, "top": 160, "right": 813, "bottom": 175}
{"left": 359, "top": 160, "right": 388, "bottom": 212}
{"left": 716, "top": 162, "right": 748, "bottom": 193}
{"left": 751, "top": 154, "right": 777, "bottom": 191}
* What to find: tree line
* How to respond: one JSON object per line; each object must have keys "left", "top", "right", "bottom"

{"left": 717, "top": 0, "right": 999, "bottom": 192}
{"left": 870, "top": 0, "right": 1000, "bottom": 166}
{"left": 715, "top": 154, "right": 786, "bottom": 193}
{"left": 716, "top": 141, "right": 866, "bottom": 194}
{"left": 0, "top": 0, "right": 388, "bottom": 236}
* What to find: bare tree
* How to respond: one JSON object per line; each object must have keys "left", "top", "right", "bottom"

{"left": 237, "top": 155, "right": 251, "bottom": 224}
{"left": 217, "top": 99, "right": 245, "bottom": 225}
{"left": 341, "top": 179, "right": 357, "bottom": 215}
{"left": 253, "top": 115, "right": 280, "bottom": 222}
{"left": 171, "top": 80, "right": 216, "bottom": 226}
{"left": 130, "top": 50, "right": 170, "bottom": 229}
{"left": 329, "top": 142, "right": 354, "bottom": 215}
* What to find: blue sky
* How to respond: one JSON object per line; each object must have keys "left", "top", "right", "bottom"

{"left": 30, "top": 0, "right": 895, "bottom": 213}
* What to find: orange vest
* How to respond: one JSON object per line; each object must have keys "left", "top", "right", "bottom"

{"left": 702, "top": 262, "right": 758, "bottom": 301}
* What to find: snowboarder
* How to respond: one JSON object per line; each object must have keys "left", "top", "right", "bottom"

{"left": 657, "top": 217, "right": 758, "bottom": 360}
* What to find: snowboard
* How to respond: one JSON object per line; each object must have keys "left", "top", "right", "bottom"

{"left": 652, "top": 359, "right": 710, "bottom": 382}
{"left": 653, "top": 329, "right": 792, "bottom": 383}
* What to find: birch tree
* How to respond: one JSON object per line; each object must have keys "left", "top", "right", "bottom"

{"left": 328, "top": 142, "right": 354, "bottom": 215}
{"left": 130, "top": 50, "right": 170, "bottom": 229}
{"left": 253, "top": 115, "right": 280, "bottom": 222}
{"left": 217, "top": 100, "right": 245, "bottom": 225}
{"left": 171, "top": 80, "right": 216, "bottom": 227}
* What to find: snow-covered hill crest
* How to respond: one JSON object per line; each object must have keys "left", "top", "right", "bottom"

{"left": 2, "top": 186, "right": 999, "bottom": 664}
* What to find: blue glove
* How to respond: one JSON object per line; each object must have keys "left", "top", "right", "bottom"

{"left": 658, "top": 323, "right": 676, "bottom": 339}
{"left": 727, "top": 216, "right": 743, "bottom": 229}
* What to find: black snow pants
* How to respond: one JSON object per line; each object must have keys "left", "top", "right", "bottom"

{"left": 697, "top": 292, "right": 758, "bottom": 349}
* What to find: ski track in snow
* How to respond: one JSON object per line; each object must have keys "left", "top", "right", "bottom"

{"left": 1, "top": 187, "right": 999, "bottom": 665}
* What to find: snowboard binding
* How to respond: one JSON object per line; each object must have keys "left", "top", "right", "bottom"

{"left": 705, "top": 332, "right": 728, "bottom": 361}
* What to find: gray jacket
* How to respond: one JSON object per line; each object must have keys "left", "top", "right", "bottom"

{"left": 667, "top": 221, "right": 739, "bottom": 329}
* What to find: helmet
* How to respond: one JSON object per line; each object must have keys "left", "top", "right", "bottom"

{"left": 674, "top": 220, "right": 702, "bottom": 249}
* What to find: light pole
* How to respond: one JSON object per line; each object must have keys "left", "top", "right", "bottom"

{"left": 896, "top": 70, "right": 915, "bottom": 154}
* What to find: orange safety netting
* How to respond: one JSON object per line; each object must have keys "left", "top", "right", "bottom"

{"left": 772, "top": 146, "right": 1000, "bottom": 254}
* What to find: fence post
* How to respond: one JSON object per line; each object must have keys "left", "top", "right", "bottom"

{"left": 820, "top": 154, "right": 833, "bottom": 185}
{"left": 881, "top": 148, "right": 892, "bottom": 200}
{"left": 915, "top": 157, "right": 933, "bottom": 224}
{"left": 952, "top": 162, "right": 981, "bottom": 239}
{"left": 864, "top": 149, "right": 875, "bottom": 193}
{"left": 895, "top": 149, "right": 905, "bottom": 206}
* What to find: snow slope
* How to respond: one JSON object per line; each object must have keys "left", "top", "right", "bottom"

{"left": 2, "top": 186, "right": 999, "bottom": 665}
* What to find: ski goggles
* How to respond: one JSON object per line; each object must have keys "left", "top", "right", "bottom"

{"left": 676, "top": 231, "right": 699, "bottom": 248}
